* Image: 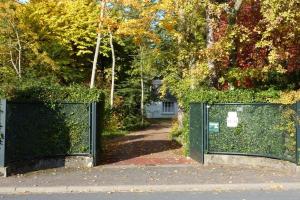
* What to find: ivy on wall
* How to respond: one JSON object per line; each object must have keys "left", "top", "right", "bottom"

{"left": 208, "top": 104, "right": 296, "bottom": 162}
{"left": 5, "top": 103, "right": 92, "bottom": 162}
{"left": 176, "top": 89, "right": 299, "bottom": 156}
{"left": 0, "top": 81, "right": 105, "bottom": 163}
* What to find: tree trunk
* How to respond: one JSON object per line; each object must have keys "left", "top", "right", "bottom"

{"left": 109, "top": 30, "right": 116, "bottom": 108}
{"left": 9, "top": 22, "right": 22, "bottom": 78}
{"left": 176, "top": 1, "right": 186, "bottom": 129}
{"left": 16, "top": 32, "right": 21, "bottom": 78}
{"left": 141, "top": 74, "right": 144, "bottom": 125}
{"left": 177, "top": 106, "right": 184, "bottom": 130}
{"left": 90, "top": 0, "right": 106, "bottom": 89}
{"left": 140, "top": 46, "right": 144, "bottom": 125}
{"left": 229, "top": 0, "right": 244, "bottom": 71}
{"left": 234, "top": 0, "right": 243, "bottom": 11}
{"left": 206, "top": 3, "right": 216, "bottom": 86}
{"left": 9, "top": 50, "right": 19, "bottom": 77}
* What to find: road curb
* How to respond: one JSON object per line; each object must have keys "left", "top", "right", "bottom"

{"left": 1, "top": 183, "right": 300, "bottom": 194}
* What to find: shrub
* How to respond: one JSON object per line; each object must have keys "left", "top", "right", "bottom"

{"left": 273, "top": 90, "right": 300, "bottom": 104}
{"left": 122, "top": 114, "right": 150, "bottom": 131}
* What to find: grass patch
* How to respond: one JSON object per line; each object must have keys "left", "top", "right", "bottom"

{"left": 102, "top": 130, "right": 129, "bottom": 140}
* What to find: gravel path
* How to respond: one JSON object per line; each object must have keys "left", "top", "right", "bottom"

{"left": 100, "top": 120, "right": 195, "bottom": 165}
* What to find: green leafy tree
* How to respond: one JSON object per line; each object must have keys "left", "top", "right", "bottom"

{"left": 18, "top": 0, "right": 110, "bottom": 83}
{"left": 0, "top": 0, "right": 23, "bottom": 79}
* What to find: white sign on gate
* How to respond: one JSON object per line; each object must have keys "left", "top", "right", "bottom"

{"left": 227, "top": 112, "right": 239, "bottom": 128}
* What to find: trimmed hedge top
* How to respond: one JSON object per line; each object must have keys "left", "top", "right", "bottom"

{"left": 0, "top": 81, "right": 105, "bottom": 103}
{"left": 180, "top": 89, "right": 300, "bottom": 110}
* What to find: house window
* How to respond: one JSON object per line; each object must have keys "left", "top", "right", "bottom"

{"left": 162, "top": 102, "right": 175, "bottom": 113}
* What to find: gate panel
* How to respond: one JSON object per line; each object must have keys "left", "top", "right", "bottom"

{"left": 189, "top": 103, "right": 206, "bottom": 164}
{"left": 5, "top": 102, "right": 90, "bottom": 163}
{"left": 207, "top": 103, "right": 296, "bottom": 162}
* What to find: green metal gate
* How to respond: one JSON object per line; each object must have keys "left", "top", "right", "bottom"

{"left": 0, "top": 100, "right": 104, "bottom": 169}
{"left": 189, "top": 103, "right": 206, "bottom": 164}
{"left": 189, "top": 102, "right": 300, "bottom": 165}
{"left": 207, "top": 103, "right": 297, "bottom": 162}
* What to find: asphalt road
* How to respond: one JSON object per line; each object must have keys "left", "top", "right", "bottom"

{"left": 1, "top": 191, "right": 300, "bottom": 200}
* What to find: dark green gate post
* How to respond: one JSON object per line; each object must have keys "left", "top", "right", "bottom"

{"left": 0, "top": 100, "right": 7, "bottom": 176}
{"left": 189, "top": 103, "right": 206, "bottom": 164}
{"left": 296, "top": 101, "right": 300, "bottom": 165}
{"left": 90, "top": 100, "right": 105, "bottom": 166}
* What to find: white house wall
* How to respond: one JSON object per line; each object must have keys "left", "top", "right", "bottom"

{"left": 145, "top": 101, "right": 178, "bottom": 119}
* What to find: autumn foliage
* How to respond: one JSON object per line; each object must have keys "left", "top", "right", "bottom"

{"left": 212, "top": 0, "right": 299, "bottom": 89}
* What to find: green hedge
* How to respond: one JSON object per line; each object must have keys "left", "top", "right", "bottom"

{"left": 0, "top": 80, "right": 105, "bottom": 162}
{"left": 6, "top": 102, "right": 92, "bottom": 162}
{"left": 177, "top": 89, "right": 285, "bottom": 155}
{"left": 0, "top": 80, "right": 105, "bottom": 103}
{"left": 208, "top": 104, "right": 296, "bottom": 162}
{"left": 181, "top": 89, "right": 280, "bottom": 110}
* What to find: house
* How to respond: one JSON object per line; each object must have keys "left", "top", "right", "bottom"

{"left": 145, "top": 80, "right": 178, "bottom": 119}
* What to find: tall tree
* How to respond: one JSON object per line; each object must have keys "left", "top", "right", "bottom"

{"left": 11, "top": 0, "right": 109, "bottom": 83}
{"left": 112, "top": 0, "right": 162, "bottom": 123}
{"left": 90, "top": 0, "right": 107, "bottom": 88}
{"left": 109, "top": 30, "right": 116, "bottom": 108}
{"left": 0, "top": 0, "right": 23, "bottom": 78}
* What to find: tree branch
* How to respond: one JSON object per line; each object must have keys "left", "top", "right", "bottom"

{"left": 9, "top": 50, "right": 18, "bottom": 75}
{"left": 234, "top": 0, "right": 243, "bottom": 11}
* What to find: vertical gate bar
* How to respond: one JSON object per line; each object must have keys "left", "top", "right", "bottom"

{"left": 89, "top": 103, "right": 92, "bottom": 156}
{"left": 202, "top": 103, "right": 205, "bottom": 163}
{"left": 205, "top": 104, "right": 209, "bottom": 153}
{"left": 189, "top": 103, "right": 205, "bottom": 164}
{"left": 92, "top": 102, "right": 97, "bottom": 166}
{"left": 89, "top": 99, "right": 104, "bottom": 167}
{"left": 89, "top": 102, "right": 97, "bottom": 167}
{"left": 96, "top": 100, "right": 104, "bottom": 164}
{"left": 296, "top": 101, "right": 300, "bottom": 165}
{"left": 0, "top": 100, "right": 6, "bottom": 168}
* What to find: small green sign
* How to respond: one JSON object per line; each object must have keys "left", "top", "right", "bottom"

{"left": 209, "top": 122, "right": 220, "bottom": 133}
